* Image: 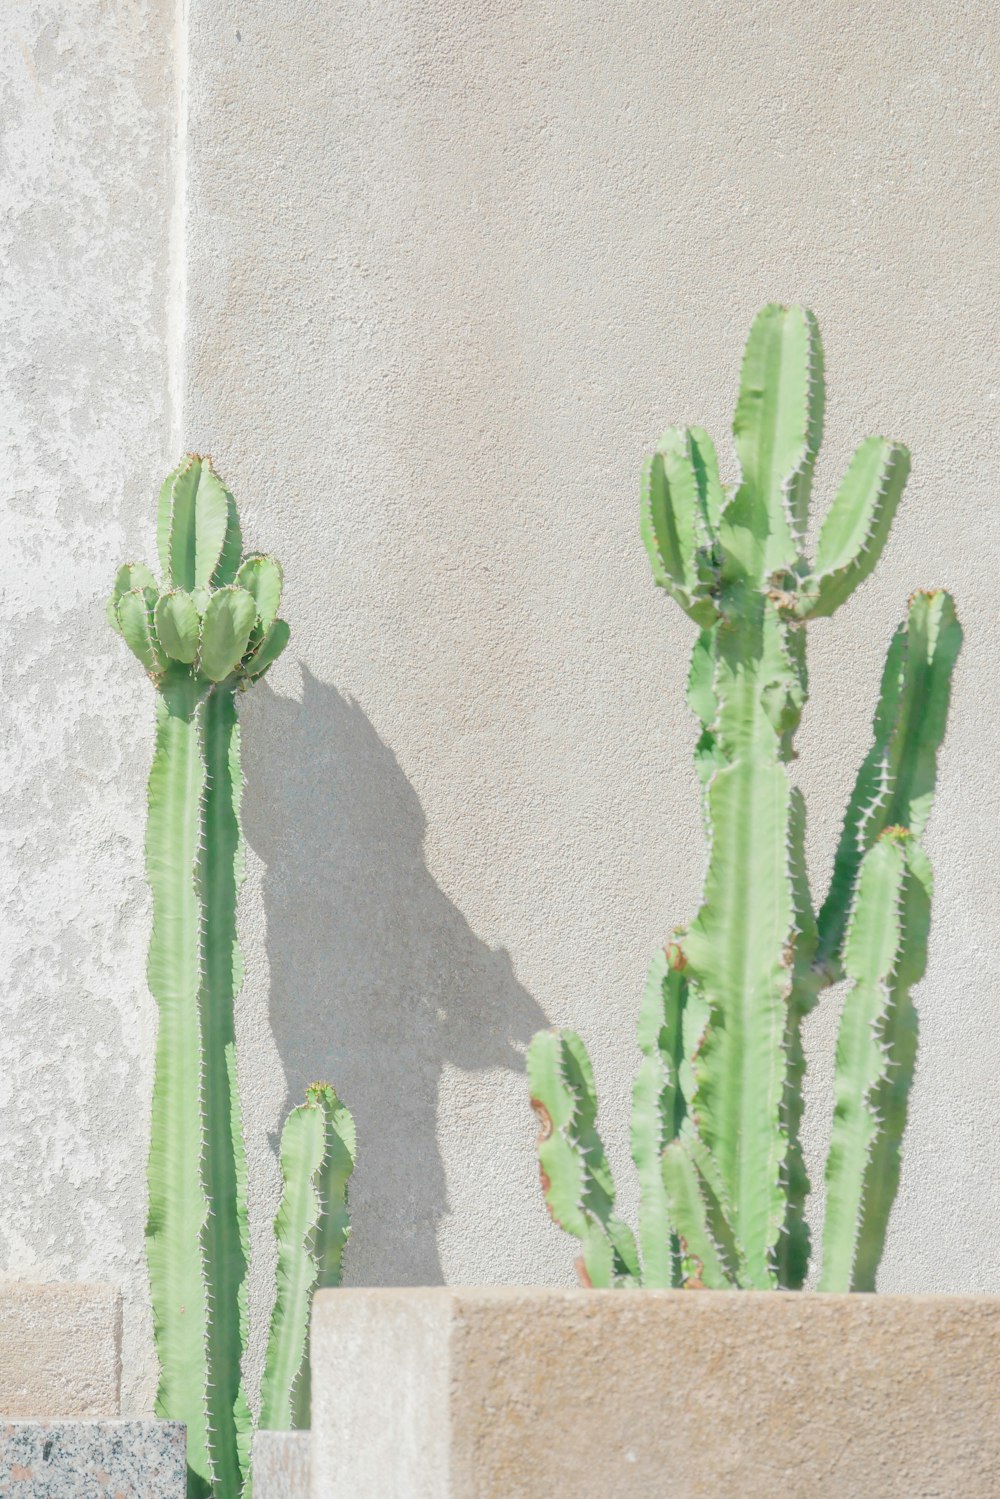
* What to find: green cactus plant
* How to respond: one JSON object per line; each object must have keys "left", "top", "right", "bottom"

{"left": 110, "top": 455, "right": 355, "bottom": 1498}
{"left": 529, "top": 305, "right": 961, "bottom": 1293}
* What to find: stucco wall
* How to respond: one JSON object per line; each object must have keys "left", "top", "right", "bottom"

{"left": 1, "top": 1, "right": 177, "bottom": 1410}
{"left": 3, "top": 0, "right": 999, "bottom": 1408}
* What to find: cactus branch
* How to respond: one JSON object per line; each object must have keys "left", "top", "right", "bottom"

{"left": 629, "top": 945, "right": 688, "bottom": 1286}
{"left": 528, "top": 1029, "right": 639, "bottom": 1287}
{"left": 722, "top": 303, "right": 823, "bottom": 581}
{"left": 816, "top": 590, "right": 962, "bottom": 979}
{"left": 819, "top": 831, "right": 917, "bottom": 1291}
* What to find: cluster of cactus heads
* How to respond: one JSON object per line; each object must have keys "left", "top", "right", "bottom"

{"left": 110, "top": 456, "right": 355, "bottom": 1499}
{"left": 529, "top": 305, "right": 961, "bottom": 1293}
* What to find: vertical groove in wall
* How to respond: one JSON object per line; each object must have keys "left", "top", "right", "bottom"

{"left": 167, "top": 0, "right": 189, "bottom": 454}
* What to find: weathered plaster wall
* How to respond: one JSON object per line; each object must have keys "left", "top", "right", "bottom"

{"left": 1, "top": 1, "right": 176, "bottom": 1411}
{"left": 3, "top": 0, "right": 999, "bottom": 1410}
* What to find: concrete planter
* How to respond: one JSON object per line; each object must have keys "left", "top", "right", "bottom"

{"left": 311, "top": 1286, "right": 1000, "bottom": 1498}
{"left": 0, "top": 1419, "right": 185, "bottom": 1497}
{"left": 254, "top": 1430, "right": 311, "bottom": 1498}
{"left": 0, "top": 1285, "right": 184, "bottom": 1496}
{"left": 0, "top": 1283, "right": 121, "bottom": 1418}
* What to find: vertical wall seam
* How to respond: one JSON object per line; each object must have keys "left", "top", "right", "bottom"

{"left": 167, "top": 0, "right": 189, "bottom": 455}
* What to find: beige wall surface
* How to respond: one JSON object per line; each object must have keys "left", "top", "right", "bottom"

{"left": 3, "top": 0, "right": 999, "bottom": 1406}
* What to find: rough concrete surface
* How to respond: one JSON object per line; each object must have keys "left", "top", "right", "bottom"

{"left": 1, "top": 0, "right": 177, "bottom": 1413}
{"left": 312, "top": 1287, "right": 1000, "bottom": 1498}
{"left": 253, "top": 1430, "right": 311, "bottom": 1499}
{"left": 0, "top": 1282, "right": 120, "bottom": 1418}
{"left": 3, "top": 0, "right": 1000, "bottom": 1410}
{"left": 0, "top": 1419, "right": 185, "bottom": 1498}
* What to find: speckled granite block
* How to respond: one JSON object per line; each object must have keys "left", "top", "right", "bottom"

{"left": 0, "top": 1284, "right": 121, "bottom": 1416}
{"left": 254, "top": 1430, "right": 310, "bottom": 1497}
{"left": 0, "top": 1419, "right": 185, "bottom": 1497}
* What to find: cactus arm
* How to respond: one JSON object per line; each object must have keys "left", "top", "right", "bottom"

{"left": 688, "top": 426, "right": 726, "bottom": 533}
{"left": 630, "top": 943, "right": 691, "bottom": 1286}
{"left": 815, "top": 623, "right": 907, "bottom": 977}
{"left": 208, "top": 470, "right": 244, "bottom": 587}
{"left": 879, "top": 592, "right": 962, "bottom": 836}
{"left": 117, "top": 587, "right": 165, "bottom": 675}
{"left": 799, "top": 439, "right": 910, "bottom": 619}
{"left": 192, "top": 466, "right": 232, "bottom": 591}
{"left": 155, "top": 591, "right": 201, "bottom": 664}
{"left": 145, "top": 676, "right": 214, "bottom": 1498}
{"left": 243, "top": 618, "right": 291, "bottom": 682}
{"left": 660, "top": 1139, "right": 736, "bottom": 1289}
{"left": 850, "top": 838, "right": 931, "bottom": 1290}
{"left": 816, "top": 591, "right": 961, "bottom": 978}
{"left": 818, "top": 832, "right": 911, "bottom": 1292}
{"left": 108, "top": 562, "right": 158, "bottom": 633}
{"left": 236, "top": 555, "right": 284, "bottom": 633}
{"left": 652, "top": 429, "right": 710, "bottom": 577}
{"left": 157, "top": 455, "right": 239, "bottom": 592}
{"left": 528, "top": 1029, "right": 639, "bottom": 1286}
{"left": 196, "top": 687, "right": 252, "bottom": 1494}
{"left": 630, "top": 1057, "right": 674, "bottom": 1287}
{"left": 259, "top": 1085, "right": 355, "bottom": 1433}
{"left": 162, "top": 458, "right": 202, "bottom": 590}
{"left": 776, "top": 787, "right": 820, "bottom": 1289}
{"left": 200, "top": 587, "right": 257, "bottom": 683}
{"left": 157, "top": 458, "right": 187, "bottom": 581}
{"left": 723, "top": 304, "right": 823, "bottom": 580}
{"left": 641, "top": 432, "right": 720, "bottom": 627}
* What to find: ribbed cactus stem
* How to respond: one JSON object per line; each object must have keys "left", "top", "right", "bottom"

{"left": 145, "top": 673, "right": 215, "bottom": 1493}
{"left": 146, "top": 674, "right": 251, "bottom": 1498}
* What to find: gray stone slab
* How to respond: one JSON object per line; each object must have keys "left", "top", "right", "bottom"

{"left": 254, "top": 1430, "right": 311, "bottom": 1498}
{"left": 0, "top": 1283, "right": 121, "bottom": 1417}
{"left": 0, "top": 1419, "right": 185, "bottom": 1498}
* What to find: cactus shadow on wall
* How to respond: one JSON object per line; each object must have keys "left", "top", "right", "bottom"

{"left": 241, "top": 667, "right": 547, "bottom": 1284}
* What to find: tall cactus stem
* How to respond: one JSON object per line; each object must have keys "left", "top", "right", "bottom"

{"left": 111, "top": 457, "right": 353, "bottom": 1499}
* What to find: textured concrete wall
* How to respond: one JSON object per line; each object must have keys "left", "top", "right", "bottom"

{"left": 183, "top": 0, "right": 998, "bottom": 1306}
{"left": 1, "top": 1, "right": 176, "bottom": 1411}
{"left": 3, "top": 0, "right": 999, "bottom": 1408}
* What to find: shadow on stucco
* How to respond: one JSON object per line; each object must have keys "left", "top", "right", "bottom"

{"left": 241, "top": 668, "right": 547, "bottom": 1285}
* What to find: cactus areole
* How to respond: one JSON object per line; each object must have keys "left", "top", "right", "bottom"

{"left": 110, "top": 456, "right": 354, "bottom": 1499}
{"left": 528, "top": 305, "right": 961, "bottom": 1294}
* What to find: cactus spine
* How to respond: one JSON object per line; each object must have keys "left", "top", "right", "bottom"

{"left": 110, "top": 457, "right": 355, "bottom": 1497}
{"left": 529, "top": 306, "right": 961, "bottom": 1292}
